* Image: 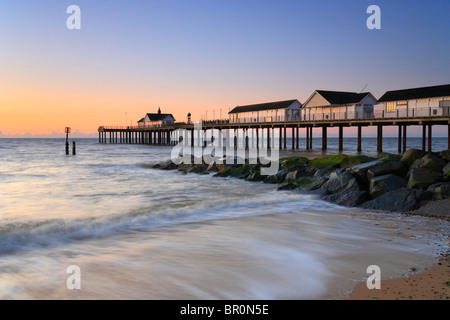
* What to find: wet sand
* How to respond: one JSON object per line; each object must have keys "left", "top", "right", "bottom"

{"left": 347, "top": 253, "right": 449, "bottom": 300}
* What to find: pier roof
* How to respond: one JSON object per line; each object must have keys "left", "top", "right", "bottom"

{"left": 228, "top": 99, "right": 300, "bottom": 114}
{"left": 378, "top": 84, "right": 450, "bottom": 103}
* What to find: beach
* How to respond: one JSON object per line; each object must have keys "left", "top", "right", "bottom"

{"left": 348, "top": 252, "right": 449, "bottom": 300}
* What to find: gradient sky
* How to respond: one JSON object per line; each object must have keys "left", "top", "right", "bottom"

{"left": 0, "top": 0, "right": 449, "bottom": 136}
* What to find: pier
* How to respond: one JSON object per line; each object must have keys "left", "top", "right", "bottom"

{"left": 98, "top": 113, "right": 450, "bottom": 153}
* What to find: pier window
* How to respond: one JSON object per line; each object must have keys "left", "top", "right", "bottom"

{"left": 386, "top": 102, "right": 396, "bottom": 112}
{"left": 396, "top": 100, "right": 407, "bottom": 106}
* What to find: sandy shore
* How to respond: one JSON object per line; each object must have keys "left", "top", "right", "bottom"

{"left": 346, "top": 253, "right": 449, "bottom": 300}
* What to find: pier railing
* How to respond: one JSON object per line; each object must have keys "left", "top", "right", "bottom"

{"left": 99, "top": 106, "right": 450, "bottom": 130}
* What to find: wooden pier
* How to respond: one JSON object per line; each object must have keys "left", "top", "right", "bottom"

{"left": 98, "top": 115, "right": 450, "bottom": 153}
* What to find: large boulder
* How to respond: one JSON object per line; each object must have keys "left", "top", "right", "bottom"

{"left": 409, "top": 153, "right": 447, "bottom": 172}
{"left": 322, "top": 189, "right": 369, "bottom": 208}
{"left": 369, "top": 174, "right": 407, "bottom": 198}
{"left": 321, "top": 171, "right": 359, "bottom": 193}
{"left": 159, "top": 160, "right": 179, "bottom": 170}
{"left": 279, "top": 157, "right": 309, "bottom": 171}
{"left": 307, "top": 154, "right": 349, "bottom": 172}
{"left": 439, "top": 149, "right": 450, "bottom": 161}
{"left": 347, "top": 159, "right": 385, "bottom": 185}
{"left": 367, "top": 159, "right": 407, "bottom": 179}
{"left": 231, "top": 165, "right": 253, "bottom": 179}
{"left": 340, "top": 155, "right": 378, "bottom": 168}
{"left": 361, "top": 187, "right": 429, "bottom": 212}
{"left": 263, "top": 170, "right": 289, "bottom": 184}
{"left": 413, "top": 199, "right": 450, "bottom": 217}
{"left": 443, "top": 162, "right": 450, "bottom": 179}
{"left": 400, "top": 149, "right": 427, "bottom": 168}
{"left": 426, "top": 182, "right": 450, "bottom": 200}
{"left": 296, "top": 177, "right": 327, "bottom": 191}
{"left": 407, "top": 167, "right": 443, "bottom": 189}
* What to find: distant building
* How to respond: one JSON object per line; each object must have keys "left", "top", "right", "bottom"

{"left": 302, "top": 90, "right": 377, "bottom": 120}
{"left": 378, "top": 84, "right": 450, "bottom": 117}
{"left": 137, "top": 108, "right": 176, "bottom": 128}
{"left": 228, "top": 99, "right": 302, "bottom": 124}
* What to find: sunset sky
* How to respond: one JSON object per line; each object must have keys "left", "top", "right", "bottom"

{"left": 0, "top": 0, "right": 449, "bottom": 137}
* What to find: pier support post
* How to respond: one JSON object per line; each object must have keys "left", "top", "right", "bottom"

{"left": 338, "top": 126, "right": 343, "bottom": 151}
{"left": 357, "top": 126, "right": 362, "bottom": 152}
{"left": 377, "top": 125, "right": 383, "bottom": 153}
{"left": 291, "top": 127, "right": 295, "bottom": 150}
{"left": 256, "top": 128, "right": 259, "bottom": 150}
{"left": 398, "top": 126, "right": 402, "bottom": 153}
{"left": 306, "top": 127, "right": 310, "bottom": 150}
{"left": 279, "top": 127, "right": 282, "bottom": 149}
{"left": 267, "top": 127, "right": 270, "bottom": 150}
{"left": 284, "top": 127, "right": 287, "bottom": 149}
{"left": 402, "top": 125, "right": 407, "bottom": 153}
{"left": 296, "top": 126, "right": 299, "bottom": 149}
{"left": 422, "top": 125, "right": 427, "bottom": 152}
{"left": 322, "top": 126, "right": 327, "bottom": 151}
{"left": 309, "top": 127, "right": 313, "bottom": 150}
{"left": 428, "top": 125, "right": 432, "bottom": 153}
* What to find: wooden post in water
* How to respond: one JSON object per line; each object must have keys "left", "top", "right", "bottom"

{"left": 306, "top": 127, "right": 310, "bottom": 150}
{"left": 72, "top": 141, "right": 76, "bottom": 155}
{"left": 322, "top": 126, "right": 327, "bottom": 151}
{"left": 309, "top": 127, "right": 313, "bottom": 150}
{"left": 377, "top": 125, "right": 383, "bottom": 153}
{"left": 398, "top": 125, "right": 402, "bottom": 153}
{"left": 402, "top": 125, "right": 407, "bottom": 153}
{"left": 357, "top": 126, "right": 362, "bottom": 152}
{"left": 338, "top": 126, "right": 343, "bottom": 151}
{"left": 428, "top": 125, "right": 432, "bottom": 152}
{"left": 422, "top": 125, "right": 426, "bottom": 152}
{"left": 65, "top": 127, "right": 71, "bottom": 154}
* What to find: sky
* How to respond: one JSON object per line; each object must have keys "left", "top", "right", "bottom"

{"left": 0, "top": 0, "right": 449, "bottom": 137}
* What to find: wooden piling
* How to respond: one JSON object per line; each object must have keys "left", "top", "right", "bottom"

{"left": 357, "top": 126, "right": 362, "bottom": 152}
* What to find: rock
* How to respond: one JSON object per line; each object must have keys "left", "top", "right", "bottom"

{"left": 277, "top": 183, "right": 299, "bottom": 191}
{"left": 409, "top": 154, "right": 447, "bottom": 172}
{"left": 213, "top": 166, "right": 235, "bottom": 177}
{"left": 340, "top": 155, "right": 378, "bottom": 168}
{"left": 279, "top": 157, "right": 309, "bottom": 171}
{"left": 322, "top": 189, "right": 370, "bottom": 207}
{"left": 284, "top": 170, "right": 300, "bottom": 183}
{"left": 426, "top": 182, "right": 450, "bottom": 200}
{"left": 439, "top": 149, "right": 450, "bottom": 161}
{"left": 400, "top": 149, "right": 427, "bottom": 168}
{"left": 231, "top": 165, "right": 253, "bottom": 179}
{"left": 378, "top": 152, "right": 402, "bottom": 160}
{"left": 206, "top": 163, "right": 220, "bottom": 172}
{"left": 263, "top": 170, "right": 289, "bottom": 184}
{"left": 295, "top": 177, "right": 327, "bottom": 191}
{"left": 177, "top": 164, "right": 193, "bottom": 173}
{"left": 321, "top": 171, "right": 359, "bottom": 193}
{"left": 369, "top": 174, "right": 407, "bottom": 198}
{"left": 413, "top": 199, "right": 450, "bottom": 217}
{"left": 159, "top": 160, "right": 178, "bottom": 170}
{"left": 361, "top": 187, "right": 429, "bottom": 212}
{"left": 313, "top": 167, "right": 341, "bottom": 179}
{"left": 186, "top": 164, "right": 209, "bottom": 175}
{"left": 407, "top": 167, "right": 443, "bottom": 189}
{"left": 347, "top": 159, "right": 385, "bottom": 184}
{"left": 307, "top": 154, "right": 349, "bottom": 172}
{"left": 367, "top": 159, "right": 407, "bottom": 179}
{"left": 442, "top": 162, "right": 450, "bottom": 179}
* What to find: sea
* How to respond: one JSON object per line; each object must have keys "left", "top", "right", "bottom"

{"left": 0, "top": 137, "right": 448, "bottom": 300}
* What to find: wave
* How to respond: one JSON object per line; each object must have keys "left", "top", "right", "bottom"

{"left": 0, "top": 191, "right": 338, "bottom": 256}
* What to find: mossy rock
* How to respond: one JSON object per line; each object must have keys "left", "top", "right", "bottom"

{"left": 231, "top": 165, "right": 253, "bottom": 179}
{"left": 378, "top": 152, "right": 402, "bottom": 160}
{"left": 279, "top": 157, "right": 310, "bottom": 171}
{"left": 295, "top": 177, "right": 327, "bottom": 191}
{"left": 340, "top": 155, "right": 378, "bottom": 168}
{"left": 307, "top": 154, "right": 349, "bottom": 171}
{"left": 213, "top": 166, "right": 235, "bottom": 177}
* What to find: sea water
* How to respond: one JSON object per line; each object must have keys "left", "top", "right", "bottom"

{"left": 0, "top": 138, "right": 448, "bottom": 299}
